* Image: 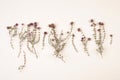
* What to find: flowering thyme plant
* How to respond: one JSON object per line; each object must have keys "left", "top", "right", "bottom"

{"left": 77, "top": 28, "right": 91, "bottom": 56}
{"left": 7, "top": 22, "right": 41, "bottom": 71}
{"left": 7, "top": 24, "right": 18, "bottom": 49}
{"left": 90, "top": 19, "right": 106, "bottom": 56}
{"left": 27, "top": 22, "right": 40, "bottom": 58}
{"left": 48, "top": 22, "right": 74, "bottom": 62}
{"left": 6, "top": 19, "right": 113, "bottom": 71}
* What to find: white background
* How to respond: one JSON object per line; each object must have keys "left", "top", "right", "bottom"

{"left": 0, "top": 0, "right": 120, "bottom": 80}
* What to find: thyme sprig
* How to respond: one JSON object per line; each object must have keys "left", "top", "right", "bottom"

{"left": 77, "top": 28, "right": 91, "bottom": 56}
{"left": 27, "top": 22, "right": 40, "bottom": 58}
{"left": 90, "top": 19, "right": 106, "bottom": 56}
{"left": 48, "top": 22, "right": 74, "bottom": 62}
{"left": 7, "top": 24, "right": 18, "bottom": 49}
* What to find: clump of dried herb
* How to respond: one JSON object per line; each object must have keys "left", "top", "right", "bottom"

{"left": 7, "top": 23, "right": 28, "bottom": 70}
{"left": 7, "top": 22, "right": 41, "bottom": 71}
{"left": 48, "top": 22, "right": 74, "bottom": 62}
{"left": 6, "top": 19, "right": 114, "bottom": 70}
{"left": 18, "top": 22, "right": 40, "bottom": 71}
{"left": 27, "top": 22, "right": 40, "bottom": 58}
{"left": 7, "top": 23, "right": 18, "bottom": 49}
{"left": 77, "top": 28, "right": 91, "bottom": 56}
{"left": 90, "top": 19, "right": 106, "bottom": 56}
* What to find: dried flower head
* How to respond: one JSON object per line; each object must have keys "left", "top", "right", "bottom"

{"left": 44, "top": 31, "right": 48, "bottom": 35}
{"left": 14, "top": 23, "right": 18, "bottom": 26}
{"left": 61, "top": 33, "right": 63, "bottom": 35}
{"left": 67, "top": 31, "right": 69, "bottom": 34}
{"left": 70, "top": 21, "right": 74, "bottom": 25}
{"left": 77, "top": 28, "right": 81, "bottom": 32}
{"left": 88, "top": 38, "right": 91, "bottom": 41}
{"left": 110, "top": 34, "right": 113, "bottom": 37}
{"left": 81, "top": 37, "right": 85, "bottom": 41}
{"left": 48, "top": 23, "right": 56, "bottom": 29}
{"left": 98, "top": 22, "right": 104, "bottom": 25}
{"left": 97, "top": 29, "right": 101, "bottom": 32}
{"left": 7, "top": 26, "right": 11, "bottom": 29}
{"left": 72, "top": 34, "right": 75, "bottom": 37}
{"left": 34, "top": 22, "right": 38, "bottom": 28}
{"left": 21, "top": 23, "right": 24, "bottom": 26}
{"left": 90, "top": 19, "right": 94, "bottom": 23}
{"left": 27, "top": 23, "right": 33, "bottom": 27}
{"left": 37, "top": 27, "right": 41, "bottom": 30}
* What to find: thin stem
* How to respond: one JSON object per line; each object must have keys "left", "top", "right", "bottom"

{"left": 18, "top": 51, "right": 26, "bottom": 71}
{"left": 32, "top": 45, "right": 38, "bottom": 58}
{"left": 63, "top": 25, "right": 73, "bottom": 42}
{"left": 98, "top": 26, "right": 103, "bottom": 56}
{"left": 27, "top": 42, "right": 33, "bottom": 53}
{"left": 72, "top": 35, "right": 78, "bottom": 52}
{"left": 102, "top": 26, "right": 106, "bottom": 43}
{"left": 18, "top": 41, "right": 22, "bottom": 57}
{"left": 110, "top": 37, "right": 113, "bottom": 45}
{"left": 82, "top": 41, "right": 89, "bottom": 56}
{"left": 35, "top": 31, "right": 40, "bottom": 44}
{"left": 52, "top": 28, "right": 58, "bottom": 42}
{"left": 10, "top": 36, "right": 14, "bottom": 49}
{"left": 42, "top": 34, "right": 46, "bottom": 49}
{"left": 48, "top": 34, "right": 56, "bottom": 48}
{"left": 93, "top": 26, "right": 97, "bottom": 43}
